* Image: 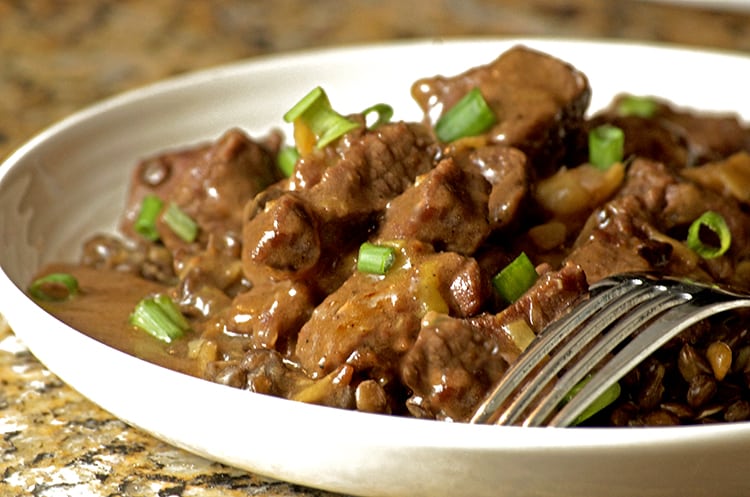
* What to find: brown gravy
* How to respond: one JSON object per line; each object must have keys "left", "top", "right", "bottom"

{"left": 34, "top": 263, "right": 200, "bottom": 377}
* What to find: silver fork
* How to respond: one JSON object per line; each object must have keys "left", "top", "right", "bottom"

{"left": 469, "top": 273, "right": 750, "bottom": 428}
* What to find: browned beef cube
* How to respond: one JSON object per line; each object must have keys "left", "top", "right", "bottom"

{"left": 568, "top": 158, "right": 750, "bottom": 288}
{"left": 294, "top": 240, "right": 486, "bottom": 387}
{"left": 377, "top": 157, "right": 491, "bottom": 254}
{"left": 242, "top": 122, "right": 435, "bottom": 287}
{"left": 401, "top": 262, "right": 588, "bottom": 421}
{"left": 460, "top": 145, "right": 529, "bottom": 230}
{"left": 412, "top": 45, "right": 591, "bottom": 177}
{"left": 588, "top": 94, "right": 750, "bottom": 168}
{"left": 121, "top": 128, "right": 282, "bottom": 248}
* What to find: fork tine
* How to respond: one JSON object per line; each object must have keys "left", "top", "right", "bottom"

{"left": 498, "top": 284, "right": 679, "bottom": 426}
{"left": 549, "top": 287, "right": 750, "bottom": 427}
{"left": 470, "top": 275, "right": 651, "bottom": 425}
{"left": 522, "top": 288, "right": 690, "bottom": 427}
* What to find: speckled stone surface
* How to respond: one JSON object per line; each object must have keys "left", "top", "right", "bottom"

{"left": 1, "top": 1, "right": 750, "bottom": 495}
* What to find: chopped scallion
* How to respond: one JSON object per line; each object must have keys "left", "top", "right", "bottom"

{"left": 434, "top": 87, "right": 497, "bottom": 143}
{"left": 129, "top": 294, "right": 190, "bottom": 343}
{"left": 617, "top": 95, "right": 657, "bottom": 118}
{"left": 28, "top": 272, "right": 79, "bottom": 301}
{"left": 588, "top": 124, "right": 624, "bottom": 170}
{"left": 357, "top": 242, "right": 396, "bottom": 275}
{"left": 277, "top": 146, "right": 300, "bottom": 177}
{"left": 163, "top": 202, "right": 198, "bottom": 243}
{"left": 283, "top": 86, "right": 360, "bottom": 148}
{"left": 686, "top": 210, "right": 732, "bottom": 259}
{"left": 283, "top": 86, "right": 326, "bottom": 122}
{"left": 362, "top": 103, "right": 394, "bottom": 129}
{"left": 134, "top": 194, "right": 163, "bottom": 241}
{"left": 562, "top": 376, "right": 621, "bottom": 425}
{"left": 492, "top": 252, "right": 538, "bottom": 303}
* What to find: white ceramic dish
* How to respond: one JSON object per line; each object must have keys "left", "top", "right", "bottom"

{"left": 1, "top": 38, "right": 750, "bottom": 497}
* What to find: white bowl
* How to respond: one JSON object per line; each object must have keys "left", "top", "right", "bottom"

{"left": 2, "top": 38, "right": 750, "bottom": 497}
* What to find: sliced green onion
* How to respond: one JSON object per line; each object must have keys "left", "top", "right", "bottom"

{"left": 134, "top": 194, "right": 163, "bottom": 241}
{"left": 357, "top": 242, "right": 396, "bottom": 275}
{"left": 617, "top": 95, "right": 657, "bottom": 118}
{"left": 277, "top": 146, "right": 300, "bottom": 177}
{"left": 686, "top": 210, "right": 732, "bottom": 259}
{"left": 588, "top": 124, "right": 624, "bottom": 170}
{"left": 284, "top": 86, "right": 326, "bottom": 122}
{"left": 283, "top": 86, "right": 360, "bottom": 148}
{"left": 562, "top": 376, "right": 621, "bottom": 425}
{"left": 492, "top": 252, "right": 538, "bottom": 303}
{"left": 434, "top": 87, "right": 497, "bottom": 143}
{"left": 28, "top": 272, "right": 79, "bottom": 301}
{"left": 129, "top": 294, "right": 189, "bottom": 343}
{"left": 163, "top": 202, "right": 198, "bottom": 243}
{"left": 362, "top": 103, "right": 394, "bottom": 129}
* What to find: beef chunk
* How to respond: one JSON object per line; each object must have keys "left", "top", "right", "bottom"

{"left": 294, "top": 241, "right": 486, "bottom": 386}
{"left": 242, "top": 122, "right": 435, "bottom": 288}
{"left": 493, "top": 261, "right": 589, "bottom": 332}
{"left": 243, "top": 192, "right": 321, "bottom": 275}
{"left": 566, "top": 196, "right": 668, "bottom": 284}
{"left": 215, "top": 278, "right": 316, "bottom": 355}
{"left": 401, "top": 262, "right": 588, "bottom": 421}
{"left": 122, "top": 128, "right": 282, "bottom": 248}
{"left": 377, "top": 157, "right": 491, "bottom": 254}
{"left": 401, "top": 312, "right": 511, "bottom": 421}
{"left": 306, "top": 121, "right": 435, "bottom": 220}
{"left": 460, "top": 145, "right": 529, "bottom": 230}
{"left": 654, "top": 98, "right": 750, "bottom": 165}
{"left": 412, "top": 45, "right": 590, "bottom": 177}
{"left": 588, "top": 94, "right": 750, "bottom": 168}
{"left": 569, "top": 157, "right": 750, "bottom": 288}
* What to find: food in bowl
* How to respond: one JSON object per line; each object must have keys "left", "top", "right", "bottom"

{"left": 29, "top": 45, "right": 750, "bottom": 427}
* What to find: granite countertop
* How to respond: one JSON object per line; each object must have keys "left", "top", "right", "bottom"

{"left": 1, "top": 1, "right": 749, "bottom": 495}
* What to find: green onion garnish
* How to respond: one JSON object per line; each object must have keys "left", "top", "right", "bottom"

{"left": 357, "top": 242, "right": 396, "bottom": 275}
{"left": 562, "top": 376, "right": 621, "bottom": 425}
{"left": 588, "top": 124, "right": 625, "bottom": 170}
{"left": 283, "top": 86, "right": 360, "bottom": 148}
{"left": 163, "top": 202, "right": 198, "bottom": 243}
{"left": 617, "top": 95, "right": 657, "bottom": 118}
{"left": 134, "top": 194, "right": 163, "bottom": 242}
{"left": 28, "top": 272, "right": 79, "bottom": 301}
{"left": 686, "top": 210, "right": 732, "bottom": 259}
{"left": 434, "top": 87, "right": 497, "bottom": 143}
{"left": 277, "top": 146, "right": 300, "bottom": 177}
{"left": 129, "top": 294, "right": 190, "bottom": 343}
{"left": 362, "top": 103, "right": 394, "bottom": 130}
{"left": 492, "top": 252, "right": 538, "bottom": 303}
